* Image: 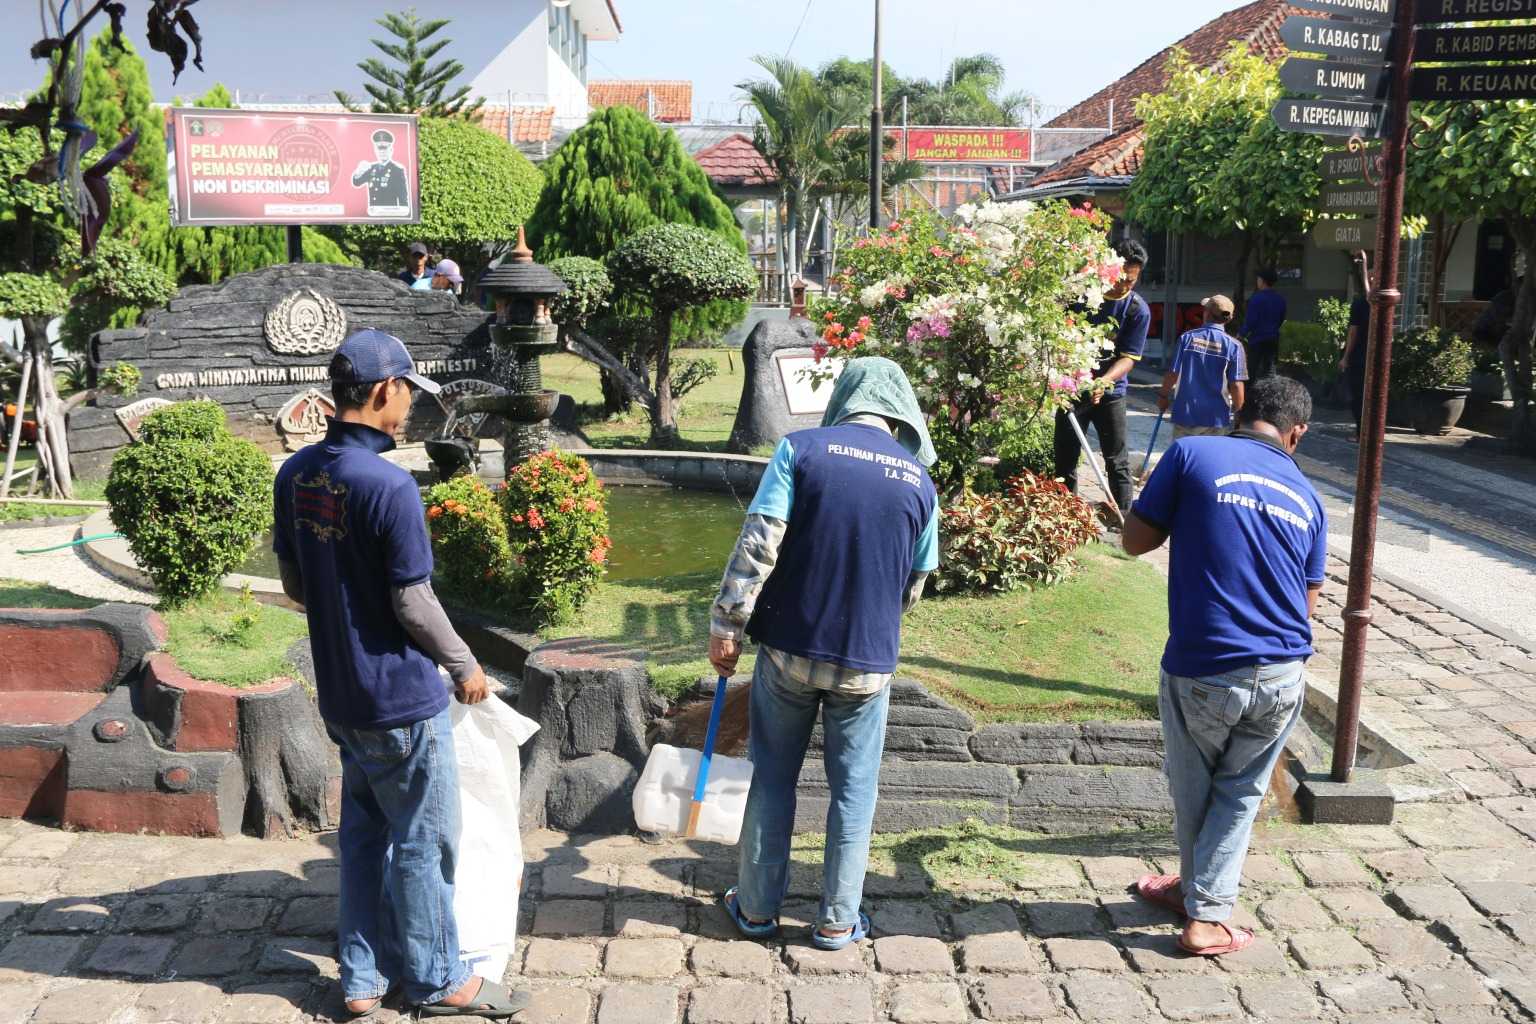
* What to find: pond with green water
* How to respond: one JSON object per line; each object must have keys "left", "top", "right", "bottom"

{"left": 238, "top": 484, "right": 747, "bottom": 584}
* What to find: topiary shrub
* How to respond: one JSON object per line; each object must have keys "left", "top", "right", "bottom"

{"left": 499, "top": 450, "right": 611, "bottom": 625}
{"left": 424, "top": 475, "right": 520, "bottom": 611}
{"left": 0, "top": 273, "right": 69, "bottom": 320}
{"left": 106, "top": 400, "right": 274, "bottom": 606}
{"left": 608, "top": 223, "right": 758, "bottom": 309}
{"left": 932, "top": 472, "right": 1100, "bottom": 595}
{"left": 548, "top": 256, "right": 613, "bottom": 330}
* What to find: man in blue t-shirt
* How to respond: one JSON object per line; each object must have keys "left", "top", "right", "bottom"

{"left": 708, "top": 358, "right": 939, "bottom": 952}
{"left": 1242, "top": 268, "right": 1287, "bottom": 380}
{"left": 1122, "top": 376, "right": 1327, "bottom": 959}
{"left": 1159, "top": 295, "right": 1248, "bottom": 440}
{"left": 1054, "top": 239, "right": 1151, "bottom": 517}
{"left": 272, "top": 330, "right": 528, "bottom": 1019}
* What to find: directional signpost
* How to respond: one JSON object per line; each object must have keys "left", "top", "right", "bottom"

{"left": 1312, "top": 217, "right": 1379, "bottom": 250}
{"left": 1414, "top": 0, "right": 1536, "bottom": 23}
{"left": 1280, "top": 16, "right": 1394, "bottom": 59}
{"left": 1321, "top": 144, "right": 1384, "bottom": 182}
{"left": 1281, "top": 57, "right": 1392, "bottom": 100}
{"left": 1411, "top": 65, "right": 1536, "bottom": 101}
{"left": 1415, "top": 25, "right": 1536, "bottom": 62}
{"left": 1290, "top": 0, "right": 1394, "bottom": 23}
{"left": 1272, "top": 98, "right": 1388, "bottom": 137}
{"left": 1321, "top": 183, "right": 1381, "bottom": 213}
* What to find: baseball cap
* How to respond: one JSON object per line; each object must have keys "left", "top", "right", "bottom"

{"left": 406, "top": 241, "right": 429, "bottom": 257}
{"left": 432, "top": 258, "right": 464, "bottom": 285}
{"left": 1203, "top": 294, "right": 1235, "bottom": 320}
{"left": 332, "top": 329, "right": 441, "bottom": 395}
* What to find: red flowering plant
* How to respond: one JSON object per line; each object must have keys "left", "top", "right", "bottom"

{"left": 423, "top": 476, "right": 521, "bottom": 611}
{"left": 932, "top": 472, "right": 1101, "bottom": 594}
{"left": 499, "top": 450, "right": 611, "bottom": 625}
{"left": 811, "top": 201, "right": 1122, "bottom": 496}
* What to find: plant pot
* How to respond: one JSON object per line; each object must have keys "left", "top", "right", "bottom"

{"left": 1468, "top": 369, "right": 1510, "bottom": 403}
{"left": 1409, "top": 387, "right": 1470, "bottom": 436}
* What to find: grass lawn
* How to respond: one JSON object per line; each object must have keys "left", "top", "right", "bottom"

{"left": 543, "top": 349, "right": 767, "bottom": 453}
{"left": 0, "top": 468, "right": 105, "bottom": 523}
{"left": 551, "top": 543, "right": 1167, "bottom": 721}
{"left": 0, "top": 577, "right": 308, "bottom": 688}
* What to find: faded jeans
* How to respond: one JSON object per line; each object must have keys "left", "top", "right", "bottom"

{"left": 328, "top": 706, "right": 470, "bottom": 1006}
{"left": 736, "top": 653, "right": 892, "bottom": 930}
{"left": 1159, "top": 661, "right": 1305, "bottom": 922}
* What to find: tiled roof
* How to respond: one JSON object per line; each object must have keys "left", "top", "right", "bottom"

{"left": 474, "top": 106, "right": 556, "bottom": 144}
{"left": 588, "top": 80, "right": 693, "bottom": 123}
{"left": 1029, "top": 126, "right": 1147, "bottom": 188}
{"left": 1032, "top": 0, "right": 1296, "bottom": 190}
{"left": 693, "top": 133, "right": 777, "bottom": 188}
{"left": 1046, "top": 0, "right": 1294, "bottom": 130}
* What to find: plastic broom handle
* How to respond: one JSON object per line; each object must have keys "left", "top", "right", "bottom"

{"left": 1140, "top": 411, "right": 1165, "bottom": 480}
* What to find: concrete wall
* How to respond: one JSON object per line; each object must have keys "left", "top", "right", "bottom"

{"left": 467, "top": 2, "right": 553, "bottom": 106}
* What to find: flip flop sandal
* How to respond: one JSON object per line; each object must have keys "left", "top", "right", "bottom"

{"left": 346, "top": 984, "right": 402, "bottom": 1020}
{"left": 722, "top": 887, "right": 779, "bottom": 939}
{"left": 1133, "top": 874, "right": 1188, "bottom": 917}
{"left": 1179, "top": 923, "right": 1255, "bottom": 958}
{"left": 415, "top": 979, "right": 532, "bottom": 1019}
{"left": 811, "top": 910, "right": 871, "bottom": 951}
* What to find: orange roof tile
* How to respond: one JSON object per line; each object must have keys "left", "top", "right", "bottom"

{"left": 1046, "top": 0, "right": 1295, "bottom": 131}
{"left": 693, "top": 133, "right": 777, "bottom": 188}
{"left": 588, "top": 80, "right": 693, "bottom": 123}
{"left": 474, "top": 106, "right": 556, "bottom": 144}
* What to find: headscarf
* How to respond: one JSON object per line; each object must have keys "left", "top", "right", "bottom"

{"left": 819, "top": 357, "right": 937, "bottom": 467}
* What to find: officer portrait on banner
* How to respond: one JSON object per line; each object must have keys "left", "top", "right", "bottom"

{"left": 351, "top": 128, "right": 411, "bottom": 218}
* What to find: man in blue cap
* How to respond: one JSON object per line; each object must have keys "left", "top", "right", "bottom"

{"left": 708, "top": 357, "right": 940, "bottom": 951}
{"left": 272, "top": 329, "right": 529, "bottom": 1020}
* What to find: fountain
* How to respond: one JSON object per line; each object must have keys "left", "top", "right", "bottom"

{"left": 425, "top": 228, "right": 568, "bottom": 482}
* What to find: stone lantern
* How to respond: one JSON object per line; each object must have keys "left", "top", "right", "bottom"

{"left": 455, "top": 227, "right": 568, "bottom": 469}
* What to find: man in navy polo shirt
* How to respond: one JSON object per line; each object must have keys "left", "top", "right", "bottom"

{"left": 1159, "top": 295, "right": 1248, "bottom": 440}
{"left": 273, "top": 330, "right": 528, "bottom": 1019}
{"left": 1242, "top": 268, "right": 1287, "bottom": 380}
{"left": 1054, "top": 239, "right": 1151, "bottom": 517}
{"left": 708, "top": 358, "right": 939, "bottom": 951}
{"left": 1122, "top": 376, "right": 1326, "bottom": 958}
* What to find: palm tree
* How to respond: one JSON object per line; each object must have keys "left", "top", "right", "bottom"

{"left": 739, "top": 56, "right": 864, "bottom": 284}
{"left": 816, "top": 130, "right": 925, "bottom": 281}
{"left": 901, "top": 54, "right": 1035, "bottom": 126}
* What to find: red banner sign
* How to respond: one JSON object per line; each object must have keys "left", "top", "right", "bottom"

{"left": 168, "top": 108, "right": 421, "bottom": 226}
{"left": 902, "top": 128, "right": 1033, "bottom": 164}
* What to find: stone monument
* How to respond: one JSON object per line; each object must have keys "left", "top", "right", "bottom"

{"left": 727, "top": 317, "right": 845, "bottom": 454}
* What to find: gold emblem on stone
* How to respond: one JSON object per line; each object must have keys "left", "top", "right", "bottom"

{"left": 264, "top": 288, "right": 348, "bottom": 356}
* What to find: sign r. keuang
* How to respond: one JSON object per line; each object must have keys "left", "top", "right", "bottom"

{"left": 901, "top": 128, "right": 1032, "bottom": 164}
{"left": 167, "top": 108, "right": 421, "bottom": 226}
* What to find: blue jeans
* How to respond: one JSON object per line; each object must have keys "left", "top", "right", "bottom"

{"left": 328, "top": 706, "right": 469, "bottom": 1005}
{"left": 1159, "top": 661, "right": 1305, "bottom": 922}
{"left": 736, "top": 654, "right": 891, "bottom": 930}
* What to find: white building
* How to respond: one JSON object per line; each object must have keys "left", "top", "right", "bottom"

{"left": 467, "top": 0, "right": 623, "bottom": 131}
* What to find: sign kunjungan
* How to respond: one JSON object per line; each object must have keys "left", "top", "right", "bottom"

{"left": 1289, "top": 0, "right": 1395, "bottom": 23}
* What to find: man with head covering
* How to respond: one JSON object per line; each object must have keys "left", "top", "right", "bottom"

{"left": 353, "top": 128, "right": 410, "bottom": 214}
{"left": 431, "top": 258, "right": 465, "bottom": 297}
{"left": 708, "top": 357, "right": 939, "bottom": 951}
{"left": 399, "top": 242, "right": 432, "bottom": 290}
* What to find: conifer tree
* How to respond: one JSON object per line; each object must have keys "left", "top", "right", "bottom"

{"left": 335, "top": 9, "right": 483, "bottom": 119}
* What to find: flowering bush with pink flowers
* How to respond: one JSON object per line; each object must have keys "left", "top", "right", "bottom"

{"left": 499, "top": 450, "right": 612, "bottom": 625}
{"left": 812, "top": 200, "right": 1121, "bottom": 494}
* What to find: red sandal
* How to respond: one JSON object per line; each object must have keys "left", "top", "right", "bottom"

{"left": 1179, "top": 922, "right": 1254, "bottom": 957}
{"left": 1134, "top": 874, "right": 1187, "bottom": 917}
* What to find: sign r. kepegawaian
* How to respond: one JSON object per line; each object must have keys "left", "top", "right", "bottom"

{"left": 1411, "top": 65, "right": 1536, "bottom": 100}
{"left": 1291, "top": 0, "right": 1394, "bottom": 23}
{"left": 1273, "top": 98, "right": 1389, "bottom": 138}
{"left": 1320, "top": 145, "right": 1384, "bottom": 182}
{"left": 1281, "top": 17, "right": 1394, "bottom": 61}
{"left": 1281, "top": 58, "right": 1391, "bottom": 100}
{"left": 1415, "top": 0, "right": 1536, "bottom": 23}
{"left": 1416, "top": 25, "right": 1536, "bottom": 62}
{"left": 1312, "top": 218, "right": 1379, "bottom": 250}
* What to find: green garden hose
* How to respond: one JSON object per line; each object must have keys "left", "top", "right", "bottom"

{"left": 14, "top": 532, "right": 121, "bottom": 555}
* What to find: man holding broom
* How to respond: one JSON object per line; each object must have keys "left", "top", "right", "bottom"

{"left": 706, "top": 357, "right": 939, "bottom": 950}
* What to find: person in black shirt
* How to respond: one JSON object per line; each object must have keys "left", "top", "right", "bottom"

{"left": 1338, "top": 255, "right": 1372, "bottom": 442}
{"left": 1053, "top": 240, "right": 1152, "bottom": 515}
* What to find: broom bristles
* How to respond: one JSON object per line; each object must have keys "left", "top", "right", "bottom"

{"left": 649, "top": 682, "right": 753, "bottom": 758}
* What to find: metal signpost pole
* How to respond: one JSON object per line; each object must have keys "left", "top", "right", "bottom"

{"left": 870, "top": 0, "right": 884, "bottom": 230}
{"left": 286, "top": 225, "right": 303, "bottom": 264}
{"left": 1332, "top": 0, "right": 1415, "bottom": 784}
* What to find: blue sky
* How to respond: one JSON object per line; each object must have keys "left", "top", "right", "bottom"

{"left": 3, "top": 0, "right": 1243, "bottom": 119}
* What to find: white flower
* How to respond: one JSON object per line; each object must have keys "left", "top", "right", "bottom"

{"left": 859, "top": 282, "right": 888, "bottom": 308}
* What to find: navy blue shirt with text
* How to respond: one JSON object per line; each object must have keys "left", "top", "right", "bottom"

{"left": 1132, "top": 432, "right": 1327, "bottom": 679}
{"left": 746, "top": 424, "right": 938, "bottom": 674}
{"left": 1088, "top": 292, "right": 1151, "bottom": 399}
{"left": 272, "top": 418, "right": 446, "bottom": 729}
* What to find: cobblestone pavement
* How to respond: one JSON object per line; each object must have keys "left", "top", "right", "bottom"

{"left": 3, "top": 572, "right": 1536, "bottom": 1022}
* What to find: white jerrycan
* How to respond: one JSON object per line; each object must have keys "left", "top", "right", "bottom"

{"left": 633, "top": 677, "right": 753, "bottom": 844}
